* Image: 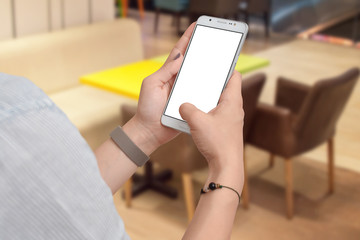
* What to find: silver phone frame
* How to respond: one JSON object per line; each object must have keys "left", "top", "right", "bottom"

{"left": 161, "top": 15, "right": 248, "bottom": 134}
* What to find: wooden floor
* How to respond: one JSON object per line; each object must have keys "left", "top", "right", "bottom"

{"left": 114, "top": 10, "right": 360, "bottom": 239}
{"left": 115, "top": 151, "right": 360, "bottom": 239}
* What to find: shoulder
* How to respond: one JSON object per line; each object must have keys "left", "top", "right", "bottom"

{"left": 0, "top": 73, "right": 54, "bottom": 120}
{"left": 0, "top": 73, "right": 130, "bottom": 239}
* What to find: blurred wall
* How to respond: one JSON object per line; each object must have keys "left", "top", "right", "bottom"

{"left": 0, "top": 0, "right": 13, "bottom": 40}
{"left": 0, "top": 0, "right": 115, "bottom": 41}
{"left": 271, "top": 0, "right": 360, "bottom": 34}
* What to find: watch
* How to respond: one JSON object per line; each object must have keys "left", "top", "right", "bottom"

{"left": 110, "top": 126, "right": 150, "bottom": 167}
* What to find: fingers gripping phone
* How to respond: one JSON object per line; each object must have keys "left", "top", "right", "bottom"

{"left": 161, "top": 16, "right": 248, "bottom": 134}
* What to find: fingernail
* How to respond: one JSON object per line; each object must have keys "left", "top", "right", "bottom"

{"left": 173, "top": 53, "right": 180, "bottom": 60}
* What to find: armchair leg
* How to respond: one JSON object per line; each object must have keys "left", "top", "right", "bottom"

{"left": 242, "top": 150, "right": 249, "bottom": 209}
{"left": 328, "top": 137, "right": 335, "bottom": 194}
{"left": 176, "top": 12, "right": 181, "bottom": 35}
{"left": 244, "top": 12, "right": 250, "bottom": 38}
{"left": 285, "top": 158, "right": 293, "bottom": 219}
{"left": 244, "top": 12, "right": 249, "bottom": 24}
{"left": 264, "top": 12, "right": 270, "bottom": 38}
{"left": 182, "top": 173, "right": 195, "bottom": 222}
{"left": 269, "top": 154, "right": 275, "bottom": 168}
{"left": 121, "top": 0, "right": 128, "bottom": 17}
{"left": 124, "top": 178, "right": 132, "bottom": 207}
{"left": 137, "top": 0, "right": 145, "bottom": 19}
{"left": 154, "top": 8, "right": 160, "bottom": 33}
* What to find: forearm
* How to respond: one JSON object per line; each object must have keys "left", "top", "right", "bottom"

{"left": 95, "top": 118, "right": 159, "bottom": 194}
{"left": 183, "top": 159, "right": 244, "bottom": 240}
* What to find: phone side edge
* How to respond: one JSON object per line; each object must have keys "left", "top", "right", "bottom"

{"left": 220, "top": 21, "right": 248, "bottom": 96}
{"left": 161, "top": 21, "right": 200, "bottom": 135}
{"left": 161, "top": 115, "right": 191, "bottom": 134}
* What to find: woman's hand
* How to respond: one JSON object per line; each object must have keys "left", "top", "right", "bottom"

{"left": 179, "top": 71, "right": 244, "bottom": 192}
{"left": 96, "top": 23, "right": 195, "bottom": 193}
{"left": 181, "top": 72, "right": 244, "bottom": 240}
{"left": 124, "top": 23, "right": 196, "bottom": 155}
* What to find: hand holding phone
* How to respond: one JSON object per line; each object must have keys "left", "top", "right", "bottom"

{"left": 179, "top": 71, "right": 244, "bottom": 170}
{"left": 128, "top": 24, "right": 196, "bottom": 154}
{"left": 161, "top": 16, "right": 248, "bottom": 134}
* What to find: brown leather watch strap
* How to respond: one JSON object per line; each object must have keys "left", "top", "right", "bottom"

{"left": 110, "top": 126, "right": 150, "bottom": 167}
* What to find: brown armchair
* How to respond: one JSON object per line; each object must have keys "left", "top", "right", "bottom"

{"left": 122, "top": 73, "right": 266, "bottom": 221}
{"left": 248, "top": 68, "right": 360, "bottom": 219}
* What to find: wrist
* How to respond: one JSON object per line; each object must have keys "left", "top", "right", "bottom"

{"left": 206, "top": 157, "right": 244, "bottom": 194}
{"left": 122, "top": 117, "right": 160, "bottom": 156}
{"left": 206, "top": 172, "right": 243, "bottom": 195}
{"left": 207, "top": 152, "right": 243, "bottom": 174}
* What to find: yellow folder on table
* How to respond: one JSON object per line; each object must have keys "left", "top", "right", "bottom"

{"left": 80, "top": 54, "right": 269, "bottom": 99}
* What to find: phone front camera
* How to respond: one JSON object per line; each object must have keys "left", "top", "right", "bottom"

{"left": 209, "top": 19, "right": 212, "bottom": 21}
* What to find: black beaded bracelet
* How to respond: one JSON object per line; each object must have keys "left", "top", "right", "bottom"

{"left": 200, "top": 182, "right": 241, "bottom": 203}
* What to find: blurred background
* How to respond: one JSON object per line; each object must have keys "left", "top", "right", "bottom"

{"left": 0, "top": 0, "right": 359, "bottom": 239}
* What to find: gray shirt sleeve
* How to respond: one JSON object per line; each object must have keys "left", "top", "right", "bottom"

{"left": 0, "top": 73, "right": 130, "bottom": 240}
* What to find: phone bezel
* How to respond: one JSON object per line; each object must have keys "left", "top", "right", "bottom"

{"left": 161, "top": 15, "right": 248, "bottom": 134}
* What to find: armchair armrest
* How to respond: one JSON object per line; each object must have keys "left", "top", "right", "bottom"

{"left": 248, "top": 103, "right": 295, "bottom": 155}
{"left": 275, "top": 76, "right": 311, "bottom": 114}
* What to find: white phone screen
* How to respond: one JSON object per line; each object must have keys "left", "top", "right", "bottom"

{"left": 164, "top": 25, "right": 243, "bottom": 121}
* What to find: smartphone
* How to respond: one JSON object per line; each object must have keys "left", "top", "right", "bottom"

{"left": 161, "top": 16, "right": 248, "bottom": 134}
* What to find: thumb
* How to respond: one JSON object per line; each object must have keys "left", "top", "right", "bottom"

{"left": 156, "top": 51, "right": 183, "bottom": 85}
{"left": 179, "top": 103, "right": 206, "bottom": 127}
